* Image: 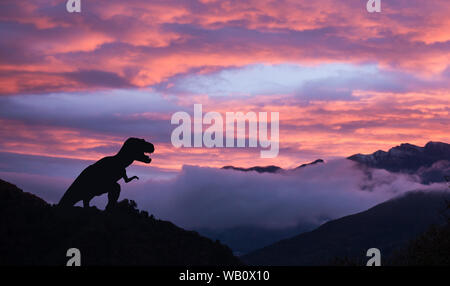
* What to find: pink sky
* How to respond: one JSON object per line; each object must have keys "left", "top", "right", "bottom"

{"left": 0, "top": 0, "right": 449, "bottom": 172}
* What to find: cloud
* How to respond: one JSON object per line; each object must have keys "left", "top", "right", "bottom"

{"left": 1, "top": 0, "right": 450, "bottom": 94}
{"left": 0, "top": 77, "right": 448, "bottom": 171}
{"left": 124, "top": 159, "right": 447, "bottom": 230}
{"left": 155, "top": 63, "right": 450, "bottom": 99}
{"left": 63, "top": 70, "right": 132, "bottom": 88}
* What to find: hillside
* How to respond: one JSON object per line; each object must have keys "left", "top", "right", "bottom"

{"left": 389, "top": 209, "right": 450, "bottom": 265}
{"left": 242, "top": 191, "right": 450, "bottom": 265}
{"left": 0, "top": 179, "right": 240, "bottom": 266}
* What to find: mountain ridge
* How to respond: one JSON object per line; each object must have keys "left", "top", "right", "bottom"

{"left": 222, "top": 141, "right": 449, "bottom": 183}
{"left": 348, "top": 141, "right": 450, "bottom": 170}
{"left": 242, "top": 190, "right": 450, "bottom": 265}
{"left": 222, "top": 159, "right": 324, "bottom": 173}
{"left": 348, "top": 141, "right": 450, "bottom": 183}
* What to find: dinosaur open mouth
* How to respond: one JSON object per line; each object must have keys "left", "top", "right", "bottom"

{"left": 137, "top": 153, "right": 152, "bottom": 163}
{"left": 135, "top": 140, "right": 154, "bottom": 163}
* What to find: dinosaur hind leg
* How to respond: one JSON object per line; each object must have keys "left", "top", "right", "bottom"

{"left": 105, "top": 183, "right": 121, "bottom": 210}
{"left": 83, "top": 198, "right": 91, "bottom": 208}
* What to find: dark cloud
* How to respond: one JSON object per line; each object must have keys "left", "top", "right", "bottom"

{"left": 1, "top": 0, "right": 450, "bottom": 94}
{"left": 63, "top": 70, "right": 132, "bottom": 88}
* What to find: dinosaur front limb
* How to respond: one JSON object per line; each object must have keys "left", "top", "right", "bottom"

{"left": 123, "top": 174, "right": 139, "bottom": 183}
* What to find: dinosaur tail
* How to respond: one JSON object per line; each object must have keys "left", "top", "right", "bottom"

{"left": 57, "top": 184, "right": 78, "bottom": 208}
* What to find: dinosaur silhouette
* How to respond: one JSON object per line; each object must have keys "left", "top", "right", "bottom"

{"left": 58, "top": 137, "right": 155, "bottom": 210}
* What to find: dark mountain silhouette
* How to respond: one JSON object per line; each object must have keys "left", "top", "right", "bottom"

{"left": 242, "top": 191, "right": 450, "bottom": 265}
{"left": 222, "top": 165, "right": 282, "bottom": 173}
{"left": 348, "top": 141, "right": 450, "bottom": 183}
{"left": 0, "top": 179, "right": 240, "bottom": 266}
{"left": 222, "top": 159, "right": 324, "bottom": 174}
{"left": 294, "top": 159, "right": 324, "bottom": 169}
{"left": 332, "top": 200, "right": 450, "bottom": 266}
{"left": 389, "top": 202, "right": 450, "bottom": 266}
{"left": 223, "top": 142, "right": 449, "bottom": 184}
{"left": 215, "top": 142, "right": 449, "bottom": 258}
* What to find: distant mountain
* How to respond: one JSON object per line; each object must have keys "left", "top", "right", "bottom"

{"left": 222, "top": 165, "right": 282, "bottom": 173}
{"left": 222, "top": 159, "right": 324, "bottom": 174}
{"left": 0, "top": 179, "right": 240, "bottom": 266}
{"left": 294, "top": 159, "right": 324, "bottom": 169}
{"left": 348, "top": 142, "right": 450, "bottom": 183}
{"left": 222, "top": 142, "right": 450, "bottom": 181}
{"left": 242, "top": 191, "right": 450, "bottom": 266}
{"left": 220, "top": 142, "right": 450, "bottom": 259}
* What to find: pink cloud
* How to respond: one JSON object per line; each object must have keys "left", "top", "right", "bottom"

{"left": 1, "top": 0, "right": 450, "bottom": 94}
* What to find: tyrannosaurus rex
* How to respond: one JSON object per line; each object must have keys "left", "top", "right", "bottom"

{"left": 58, "top": 137, "right": 155, "bottom": 209}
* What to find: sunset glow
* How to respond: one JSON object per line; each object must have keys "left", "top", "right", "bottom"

{"left": 1, "top": 0, "right": 449, "bottom": 173}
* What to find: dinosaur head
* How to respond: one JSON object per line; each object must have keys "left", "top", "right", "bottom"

{"left": 119, "top": 137, "right": 155, "bottom": 164}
